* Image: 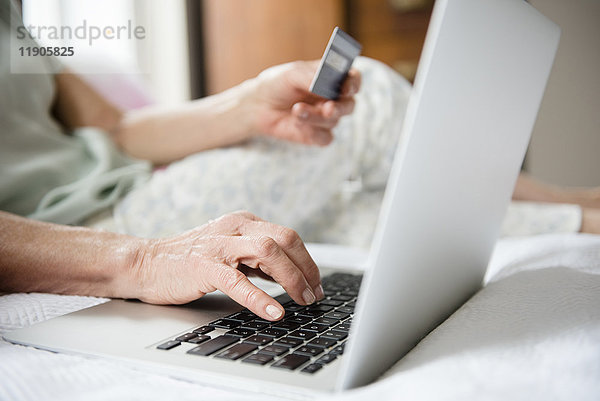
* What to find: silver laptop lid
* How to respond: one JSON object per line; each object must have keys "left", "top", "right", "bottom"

{"left": 338, "top": 0, "right": 560, "bottom": 390}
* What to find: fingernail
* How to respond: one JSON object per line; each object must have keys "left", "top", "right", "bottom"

{"left": 315, "top": 284, "right": 324, "bottom": 300}
{"left": 299, "top": 110, "right": 309, "bottom": 120}
{"left": 266, "top": 304, "right": 283, "bottom": 320}
{"left": 303, "top": 287, "right": 316, "bottom": 304}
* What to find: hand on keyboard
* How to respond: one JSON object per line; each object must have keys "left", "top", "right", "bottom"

{"left": 128, "top": 211, "right": 324, "bottom": 321}
{"left": 158, "top": 272, "right": 362, "bottom": 374}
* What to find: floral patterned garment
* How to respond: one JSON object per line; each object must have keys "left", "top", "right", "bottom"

{"left": 85, "top": 57, "right": 581, "bottom": 247}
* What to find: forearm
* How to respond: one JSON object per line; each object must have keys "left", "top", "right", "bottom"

{"left": 513, "top": 173, "right": 600, "bottom": 234}
{"left": 114, "top": 79, "right": 260, "bottom": 165}
{"left": 54, "top": 61, "right": 358, "bottom": 165}
{"left": 53, "top": 70, "right": 124, "bottom": 134}
{"left": 514, "top": 173, "right": 600, "bottom": 209}
{"left": 0, "top": 211, "right": 144, "bottom": 298}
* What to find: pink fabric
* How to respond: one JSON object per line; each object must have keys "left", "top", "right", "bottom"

{"left": 80, "top": 73, "right": 154, "bottom": 110}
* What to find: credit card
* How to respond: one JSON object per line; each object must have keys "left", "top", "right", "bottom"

{"left": 309, "top": 27, "right": 362, "bottom": 100}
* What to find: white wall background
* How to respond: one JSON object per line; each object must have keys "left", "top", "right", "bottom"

{"left": 22, "top": 0, "right": 190, "bottom": 106}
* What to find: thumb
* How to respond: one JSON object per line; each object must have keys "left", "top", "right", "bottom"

{"left": 281, "top": 60, "right": 320, "bottom": 91}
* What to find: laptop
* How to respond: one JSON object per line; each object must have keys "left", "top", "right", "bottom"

{"left": 4, "top": 0, "right": 560, "bottom": 398}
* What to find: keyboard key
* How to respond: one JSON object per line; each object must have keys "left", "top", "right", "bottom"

{"left": 302, "top": 323, "right": 329, "bottom": 333}
{"left": 242, "top": 352, "right": 274, "bottom": 365}
{"left": 294, "top": 345, "right": 324, "bottom": 357}
{"left": 193, "top": 326, "right": 214, "bottom": 335}
{"left": 244, "top": 335, "right": 274, "bottom": 346}
{"left": 285, "top": 315, "right": 312, "bottom": 325}
{"left": 273, "top": 321, "right": 300, "bottom": 331}
{"left": 188, "top": 335, "right": 210, "bottom": 344}
{"left": 313, "top": 317, "right": 338, "bottom": 326}
{"left": 274, "top": 337, "right": 303, "bottom": 347}
{"left": 226, "top": 311, "right": 256, "bottom": 322}
{"left": 288, "top": 330, "right": 317, "bottom": 340}
{"left": 240, "top": 321, "right": 269, "bottom": 331}
{"left": 284, "top": 302, "right": 306, "bottom": 313}
{"left": 331, "top": 294, "right": 353, "bottom": 302}
{"left": 271, "top": 354, "right": 310, "bottom": 370}
{"left": 330, "top": 343, "right": 346, "bottom": 356}
{"left": 322, "top": 330, "right": 348, "bottom": 341}
{"left": 337, "top": 306, "right": 354, "bottom": 314}
{"left": 260, "top": 328, "right": 288, "bottom": 338}
{"left": 308, "top": 337, "right": 337, "bottom": 348}
{"left": 157, "top": 340, "right": 180, "bottom": 350}
{"left": 215, "top": 343, "right": 257, "bottom": 360}
{"left": 307, "top": 304, "right": 334, "bottom": 313}
{"left": 297, "top": 309, "right": 324, "bottom": 318}
{"left": 187, "top": 335, "right": 238, "bottom": 356}
{"left": 301, "top": 363, "right": 323, "bottom": 374}
{"left": 175, "top": 333, "right": 200, "bottom": 342}
{"left": 226, "top": 328, "right": 256, "bottom": 338}
{"left": 239, "top": 310, "right": 271, "bottom": 323}
{"left": 209, "top": 319, "right": 241, "bottom": 329}
{"left": 335, "top": 323, "right": 352, "bottom": 332}
{"left": 316, "top": 354, "right": 337, "bottom": 365}
{"left": 261, "top": 344, "right": 289, "bottom": 356}
{"left": 325, "top": 311, "right": 350, "bottom": 321}
{"left": 319, "top": 299, "right": 344, "bottom": 307}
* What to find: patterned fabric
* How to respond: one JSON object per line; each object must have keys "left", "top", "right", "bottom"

{"left": 86, "top": 57, "right": 582, "bottom": 247}
{"left": 500, "top": 201, "right": 581, "bottom": 237}
{"left": 112, "top": 57, "right": 411, "bottom": 247}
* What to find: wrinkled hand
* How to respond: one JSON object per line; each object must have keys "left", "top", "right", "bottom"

{"left": 132, "top": 211, "right": 324, "bottom": 321}
{"left": 251, "top": 60, "right": 361, "bottom": 146}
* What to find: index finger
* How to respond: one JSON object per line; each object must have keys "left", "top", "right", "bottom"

{"left": 211, "top": 263, "right": 285, "bottom": 321}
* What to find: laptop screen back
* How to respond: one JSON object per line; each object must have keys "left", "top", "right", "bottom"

{"left": 338, "top": 0, "right": 560, "bottom": 390}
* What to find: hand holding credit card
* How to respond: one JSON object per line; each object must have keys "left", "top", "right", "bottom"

{"left": 309, "top": 27, "right": 362, "bottom": 100}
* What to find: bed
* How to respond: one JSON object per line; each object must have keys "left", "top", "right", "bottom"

{"left": 2, "top": 49, "right": 599, "bottom": 400}
{"left": 2, "top": 233, "right": 599, "bottom": 401}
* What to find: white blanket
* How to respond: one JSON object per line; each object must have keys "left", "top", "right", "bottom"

{"left": 2, "top": 234, "right": 599, "bottom": 401}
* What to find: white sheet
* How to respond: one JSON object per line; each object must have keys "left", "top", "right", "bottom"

{"left": 328, "top": 234, "right": 600, "bottom": 401}
{"left": 2, "top": 234, "right": 599, "bottom": 401}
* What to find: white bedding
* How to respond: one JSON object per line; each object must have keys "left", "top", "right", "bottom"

{"left": 1, "top": 233, "right": 599, "bottom": 401}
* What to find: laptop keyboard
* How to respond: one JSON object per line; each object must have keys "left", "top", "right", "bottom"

{"left": 156, "top": 272, "right": 362, "bottom": 374}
